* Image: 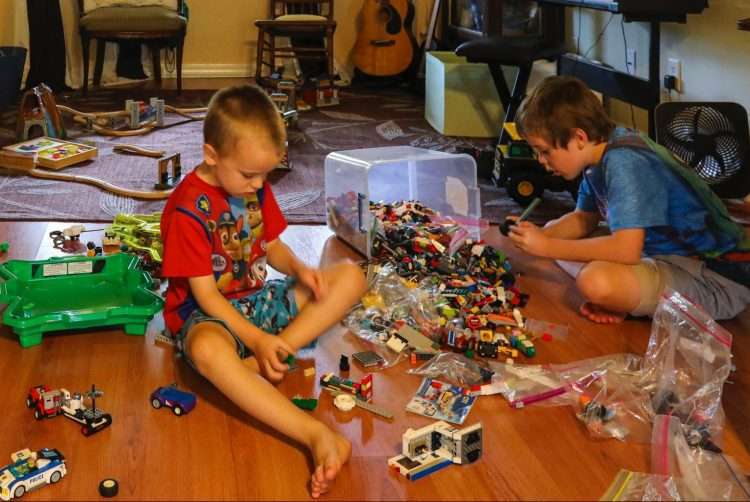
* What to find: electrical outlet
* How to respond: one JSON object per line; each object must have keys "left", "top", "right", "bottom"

{"left": 626, "top": 49, "right": 636, "bottom": 75}
{"left": 666, "top": 57, "right": 682, "bottom": 93}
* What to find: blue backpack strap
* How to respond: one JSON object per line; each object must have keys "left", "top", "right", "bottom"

{"left": 605, "top": 132, "right": 750, "bottom": 255}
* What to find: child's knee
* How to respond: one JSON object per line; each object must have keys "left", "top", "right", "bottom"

{"left": 334, "top": 261, "right": 367, "bottom": 293}
{"left": 576, "top": 261, "right": 616, "bottom": 301}
{"left": 186, "top": 325, "right": 234, "bottom": 372}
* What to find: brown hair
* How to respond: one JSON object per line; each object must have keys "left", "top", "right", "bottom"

{"left": 516, "top": 76, "right": 615, "bottom": 147}
{"left": 203, "top": 84, "right": 286, "bottom": 156}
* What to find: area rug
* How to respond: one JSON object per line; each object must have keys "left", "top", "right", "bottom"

{"left": 0, "top": 86, "right": 575, "bottom": 224}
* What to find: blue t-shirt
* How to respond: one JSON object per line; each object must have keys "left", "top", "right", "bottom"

{"left": 576, "top": 127, "right": 739, "bottom": 257}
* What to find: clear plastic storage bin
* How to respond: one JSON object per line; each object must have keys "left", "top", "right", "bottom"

{"left": 325, "top": 146, "right": 480, "bottom": 257}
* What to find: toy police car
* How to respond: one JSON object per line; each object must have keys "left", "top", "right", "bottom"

{"left": 150, "top": 385, "right": 196, "bottom": 416}
{"left": 0, "top": 448, "right": 66, "bottom": 501}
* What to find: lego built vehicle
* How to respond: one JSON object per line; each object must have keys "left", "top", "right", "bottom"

{"left": 150, "top": 385, "right": 197, "bottom": 416}
{"left": 388, "top": 421, "right": 482, "bottom": 481}
{"left": 493, "top": 123, "right": 580, "bottom": 206}
{"left": 0, "top": 448, "right": 66, "bottom": 501}
{"left": 27, "top": 384, "right": 112, "bottom": 436}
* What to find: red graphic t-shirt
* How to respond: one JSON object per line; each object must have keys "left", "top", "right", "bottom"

{"left": 160, "top": 170, "right": 287, "bottom": 334}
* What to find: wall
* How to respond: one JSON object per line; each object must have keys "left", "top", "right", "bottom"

{"left": 0, "top": 0, "right": 434, "bottom": 88}
{"left": 569, "top": 1, "right": 750, "bottom": 131}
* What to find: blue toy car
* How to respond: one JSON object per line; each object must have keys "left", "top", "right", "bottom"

{"left": 149, "top": 385, "right": 196, "bottom": 416}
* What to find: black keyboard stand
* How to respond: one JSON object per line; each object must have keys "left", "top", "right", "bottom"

{"left": 557, "top": 19, "right": 662, "bottom": 138}
{"left": 550, "top": 13, "right": 663, "bottom": 138}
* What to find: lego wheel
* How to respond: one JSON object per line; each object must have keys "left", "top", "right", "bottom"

{"left": 50, "top": 471, "right": 62, "bottom": 483}
{"left": 99, "top": 478, "right": 119, "bottom": 498}
{"left": 25, "top": 396, "right": 34, "bottom": 408}
{"left": 172, "top": 405, "right": 183, "bottom": 416}
{"left": 507, "top": 173, "right": 544, "bottom": 206}
{"left": 82, "top": 425, "right": 93, "bottom": 436}
{"left": 151, "top": 398, "right": 162, "bottom": 409}
{"left": 34, "top": 408, "right": 44, "bottom": 420}
{"left": 13, "top": 485, "right": 25, "bottom": 499}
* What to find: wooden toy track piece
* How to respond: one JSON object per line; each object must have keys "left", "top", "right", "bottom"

{"left": 71, "top": 115, "right": 157, "bottom": 137}
{"left": 59, "top": 104, "right": 207, "bottom": 137}
{"left": 0, "top": 151, "right": 173, "bottom": 200}
{"left": 164, "top": 105, "right": 207, "bottom": 120}
{"left": 113, "top": 144, "right": 166, "bottom": 158}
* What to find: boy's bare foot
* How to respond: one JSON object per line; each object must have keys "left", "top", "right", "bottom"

{"left": 580, "top": 302, "right": 627, "bottom": 324}
{"left": 309, "top": 429, "right": 351, "bottom": 499}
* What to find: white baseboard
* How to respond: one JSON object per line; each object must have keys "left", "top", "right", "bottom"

{"left": 160, "top": 63, "right": 255, "bottom": 79}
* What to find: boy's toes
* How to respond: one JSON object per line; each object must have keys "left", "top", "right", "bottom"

{"left": 310, "top": 473, "right": 326, "bottom": 498}
{"left": 579, "top": 302, "right": 626, "bottom": 324}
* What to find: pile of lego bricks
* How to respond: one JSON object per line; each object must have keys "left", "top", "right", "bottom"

{"left": 363, "top": 201, "right": 537, "bottom": 362}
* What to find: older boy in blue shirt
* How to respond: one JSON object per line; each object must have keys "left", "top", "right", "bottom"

{"left": 508, "top": 76, "right": 750, "bottom": 323}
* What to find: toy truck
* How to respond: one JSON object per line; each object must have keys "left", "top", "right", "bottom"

{"left": 0, "top": 448, "right": 66, "bottom": 501}
{"left": 26, "top": 384, "right": 112, "bottom": 436}
{"left": 493, "top": 123, "right": 580, "bottom": 206}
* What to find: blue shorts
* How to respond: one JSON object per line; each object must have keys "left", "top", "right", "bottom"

{"left": 174, "top": 278, "right": 298, "bottom": 369}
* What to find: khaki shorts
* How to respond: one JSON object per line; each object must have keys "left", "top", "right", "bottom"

{"left": 630, "top": 255, "right": 750, "bottom": 320}
{"left": 557, "top": 256, "right": 750, "bottom": 320}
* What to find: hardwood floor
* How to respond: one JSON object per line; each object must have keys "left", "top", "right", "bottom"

{"left": 1, "top": 220, "right": 749, "bottom": 500}
{"left": 1, "top": 77, "right": 749, "bottom": 499}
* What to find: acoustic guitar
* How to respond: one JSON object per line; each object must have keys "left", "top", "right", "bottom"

{"left": 354, "top": 0, "right": 417, "bottom": 77}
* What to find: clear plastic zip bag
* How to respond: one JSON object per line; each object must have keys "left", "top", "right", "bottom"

{"left": 486, "top": 361, "right": 567, "bottom": 407}
{"left": 406, "top": 351, "right": 494, "bottom": 388}
{"left": 650, "top": 415, "right": 750, "bottom": 500}
{"left": 640, "top": 290, "right": 734, "bottom": 450}
{"left": 601, "top": 469, "right": 733, "bottom": 501}
{"left": 551, "top": 354, "right": 653, "bottom": 442}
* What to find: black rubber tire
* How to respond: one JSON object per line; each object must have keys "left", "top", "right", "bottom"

{"left": 99, "top": 478, "right": 119, "bottom": 498}
{"left": 507, "top": 173, "right": 544, "bottom": 207}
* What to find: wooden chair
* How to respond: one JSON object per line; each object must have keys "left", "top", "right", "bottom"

{"left": 78, "top": 0, "right": 187, "bottom": 94}
{"left": 254, "top": 0, "right": 336, "bottom": 88}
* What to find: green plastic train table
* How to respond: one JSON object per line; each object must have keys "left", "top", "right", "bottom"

{"left": 0, "top": 254, "right": 163, "bottom": 348}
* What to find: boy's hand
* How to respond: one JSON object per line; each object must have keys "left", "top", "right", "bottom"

{"left": 509, "top": 221, "right": 549, "bottom": 257}
{"left": 252, "top": 333, "right": 295, "bottom": 382}
{"left": 294, "top": 264, "right": 328, "bottom": 301}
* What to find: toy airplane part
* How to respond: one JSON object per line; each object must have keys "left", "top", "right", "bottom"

{"left": 388, "top": 421, "right": 483, "bottom": 481}
{"left": 0, "top": 150, "right": 173, "bottom": 200}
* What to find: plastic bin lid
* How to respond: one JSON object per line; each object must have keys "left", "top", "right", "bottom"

{"left": 326, "top": 146, "right": 472, "bottom": 167}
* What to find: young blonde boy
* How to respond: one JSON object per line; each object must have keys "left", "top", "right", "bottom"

{"left": 160, "top": 84, "right": 367, "bottom": 497}
{"left": 508, "top": 76, "right": 750, "bottom": 323}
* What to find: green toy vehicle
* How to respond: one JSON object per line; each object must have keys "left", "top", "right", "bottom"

{"left": 493, "top": 123, "right": 580, "bottom": 206}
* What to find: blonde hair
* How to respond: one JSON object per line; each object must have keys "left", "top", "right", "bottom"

{"left": 516, "top": 76, "right": 615, "bottom": 147}
{"left": 203, "top": 84, "right": 286, "bottom": 156}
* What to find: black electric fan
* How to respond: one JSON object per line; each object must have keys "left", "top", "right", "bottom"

{"left": 655, "top": 102, "right": 750, "bottom": 198}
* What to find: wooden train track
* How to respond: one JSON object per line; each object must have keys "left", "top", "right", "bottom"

{"left": 0, "top": 151, "right": 173, "bottom": 200}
